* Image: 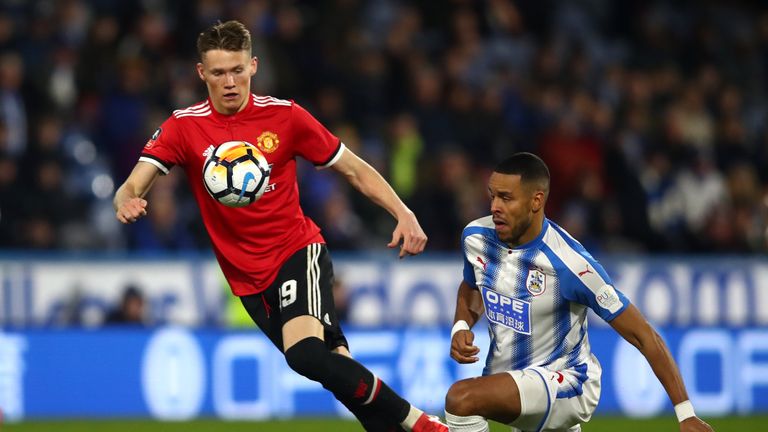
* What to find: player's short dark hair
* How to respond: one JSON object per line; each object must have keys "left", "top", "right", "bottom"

{"left": 197, "top": 20, "right": 252, "bottom": 58}
{"left": 494, "top": 152, "right": 550, "bottom": 193}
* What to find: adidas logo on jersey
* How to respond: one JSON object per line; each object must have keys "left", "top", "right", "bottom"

{"left": 202, "top": 145, "right": 215, "bottom": 158}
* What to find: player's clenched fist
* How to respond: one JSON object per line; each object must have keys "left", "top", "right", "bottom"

{"left": 450, "top": 329, "right": 480, "bottom": 364}
{"left": 116, "top": 197, "right": 148, "bottom": 224}
{"left": 680, "top": 417, "right": 715, "bottom": 432}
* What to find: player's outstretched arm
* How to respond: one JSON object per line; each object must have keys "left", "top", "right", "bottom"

{"left": 114, "top": 162, "right": 161, "bottom": 224}
{"left": 609, "top": 305, "right": 714, "bottom": 432}
{"left": 331, "top": 148, "right": 427, "bottom": 257}
{"left": 450, "top": 281, "right": 484, "bottom": 364}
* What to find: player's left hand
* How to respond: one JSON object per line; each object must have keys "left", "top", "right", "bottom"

{"left": 388, "top": 211, "right": 427, "bottom": 258}
{"left": 450, "top": 329, "right": 480, "bottom": 364}
{"left": 680, "top": 417, "right": 714, "bottom": 431}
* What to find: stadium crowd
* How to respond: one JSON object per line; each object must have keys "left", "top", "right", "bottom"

{"left": 0, "top": 0, "right": 767, "bottom": 254}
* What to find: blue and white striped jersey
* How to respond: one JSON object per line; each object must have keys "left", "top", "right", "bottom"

{"left": 462, "top": 216, "right": 631, "bottom": 376}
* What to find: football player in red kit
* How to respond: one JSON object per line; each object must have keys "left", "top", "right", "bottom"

{"left": 114, "top": 20, "right": 446, "bottom": 432}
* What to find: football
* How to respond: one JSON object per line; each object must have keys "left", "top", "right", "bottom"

{"left": 202, "top": 141, "right": 271, "bottom": 207}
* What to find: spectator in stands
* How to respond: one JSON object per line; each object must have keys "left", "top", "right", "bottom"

{"left": 0, "top": 52, "right": 26, "bottom": 157}
{"left": 0, "top": 150, "right": 20, "bottom": 246}
{"left": 104, "top": 285, "right": 147, "bottom": 326}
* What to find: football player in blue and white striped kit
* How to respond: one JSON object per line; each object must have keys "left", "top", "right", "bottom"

{"left": 444, "top": 153, "right": 713, "bottom": 432}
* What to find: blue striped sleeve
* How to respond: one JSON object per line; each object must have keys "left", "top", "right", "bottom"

{"left": 541, "top": 228, "right": 631, "bottom": 322}
{"left": 461, "top": 228, "right": 477, "bottom": 288}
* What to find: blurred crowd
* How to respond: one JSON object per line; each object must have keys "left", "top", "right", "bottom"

{"left": 0, "top": 0, "right": 767, "bottom": 254}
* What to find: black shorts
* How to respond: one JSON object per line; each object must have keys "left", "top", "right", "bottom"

{"left": 240, "top": 243, "right": 348, "bottom": 352}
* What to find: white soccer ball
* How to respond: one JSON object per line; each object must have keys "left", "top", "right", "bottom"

{"left": 202, "top": 141, "right": 271, "bottom": 207}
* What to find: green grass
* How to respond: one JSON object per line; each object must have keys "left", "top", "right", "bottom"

{"left": 2, "top": 416, "right": 766, "bottom": 431}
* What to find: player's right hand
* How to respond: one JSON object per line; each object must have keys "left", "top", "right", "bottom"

{"left": 116, "top": 198, "right": 148, "bottom": 224}
{"left": 388, "top": 211, "right": 428, "bottom": 258}
{"left": 450, "top": 330, "right": 480, "bottom": 364}
{"left": 680, "top": 417, "right": 714, "bottom": 432}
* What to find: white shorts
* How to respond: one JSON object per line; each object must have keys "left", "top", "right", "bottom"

{"left": 506, "top": 355, "right": 601, "bottom": 432}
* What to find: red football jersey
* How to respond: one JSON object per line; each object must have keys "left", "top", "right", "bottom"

{"left": 139, "top": 94, "right": 343, "bottom": 295}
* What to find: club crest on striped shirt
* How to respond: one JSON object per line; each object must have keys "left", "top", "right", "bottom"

{"left": 526, "top": 267, "right": 546, "bottom": 296}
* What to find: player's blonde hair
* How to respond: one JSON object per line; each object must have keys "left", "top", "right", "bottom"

{"left": 197, "top": 20, "right": 252, "bottom": 58}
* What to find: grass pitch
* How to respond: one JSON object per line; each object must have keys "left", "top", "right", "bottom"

{"left": 2, "top": 416, "right": 766, "bottom": 431}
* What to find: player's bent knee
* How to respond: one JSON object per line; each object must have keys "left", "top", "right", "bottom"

{"left": 284, "top": 336, "right": 329, "bottom": 380}
{"left": 445, "top": 379, "right": 479, "bottom": 416}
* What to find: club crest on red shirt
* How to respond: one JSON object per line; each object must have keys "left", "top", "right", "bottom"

{"left": 257, "top": 130, "right": 280, "bottom": 153}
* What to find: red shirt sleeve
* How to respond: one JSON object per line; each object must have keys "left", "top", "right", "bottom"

{"left": 290, "top": 103, "right": 342, "bottom": 167}
{"left": 139, "top": 116, "right": 185, "bottom": 174}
